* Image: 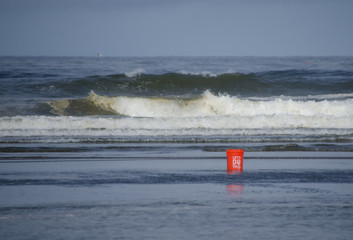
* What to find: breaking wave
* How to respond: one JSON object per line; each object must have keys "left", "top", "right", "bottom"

{"left": 1, "top": 90, "right": 351, "bottom": 141}
{"left": 48, "top": 91, "right": 353, "bottom": 120}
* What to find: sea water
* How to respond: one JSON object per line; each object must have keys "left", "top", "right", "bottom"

{"left": 1, "top": 56, "right": 353, "bottom": 144}
{"left": 0, "top": 56, "right": 353, "bottom": 239}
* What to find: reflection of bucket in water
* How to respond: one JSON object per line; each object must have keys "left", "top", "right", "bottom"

{"left": 227, "top": 184, "right": 244, "bottom": 195}
{"left": 227, "top": 149, "right": 244, "bottom": 172}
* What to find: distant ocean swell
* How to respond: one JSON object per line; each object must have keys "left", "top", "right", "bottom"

{"left": 4, "top": 70, "right": 352, "bottom": 98}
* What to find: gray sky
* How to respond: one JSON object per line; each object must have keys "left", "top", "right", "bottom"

{"left": 1, "top": 0, "right": 352, "bottom": 56}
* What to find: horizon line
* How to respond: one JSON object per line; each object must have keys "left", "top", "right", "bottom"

{"left": 1, "top": 54, "right": 353, "bottom": 58}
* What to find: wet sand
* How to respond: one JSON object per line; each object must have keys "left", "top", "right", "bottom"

{"left": 1, "top": 147, "right": 353, "bottom": 240}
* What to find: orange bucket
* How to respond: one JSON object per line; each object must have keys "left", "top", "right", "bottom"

{"left": 227, "top": 149, "right": 244, "bottom": 172}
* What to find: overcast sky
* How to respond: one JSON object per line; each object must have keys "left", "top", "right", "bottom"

{"left": 1, "top": 0, "right": 352, "bottom": 56}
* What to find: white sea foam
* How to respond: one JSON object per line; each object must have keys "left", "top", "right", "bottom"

{"left": 179, "top": 70, "right": 219, "bottom": 77}
{"left": 86, "top": 91, "right": 353, "bottom": 118}
{"left": 246, "top": 93, "right": 353, "bottom": 102}
{"left": 2, "top": 91, "right": 352, "bottom": 139}
{"left": 1, "top": 113, "right": 352, "bottom": 139}
{"left": 125, "top": 68, "right": 145, "bottom": 77}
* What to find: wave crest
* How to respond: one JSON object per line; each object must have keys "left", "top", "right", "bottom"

{"left": 49, "top": 91, "right": 353, "bottom": 119}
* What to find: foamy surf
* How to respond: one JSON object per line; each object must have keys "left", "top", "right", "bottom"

{"left": 50, "top": 90, "right": 353, "bottom": 118}
{"left": 2, "top": 89, "right": 350, "bottom": 143}
{"left": 1, "top": 109, "right": 353, "bottom": 143}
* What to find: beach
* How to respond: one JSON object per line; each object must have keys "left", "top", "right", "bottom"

{"left": 1, "top": 143, "right": 353, "bottom": 240}
{"left": 1, "top": 56, "right": 353, "bottom": 239}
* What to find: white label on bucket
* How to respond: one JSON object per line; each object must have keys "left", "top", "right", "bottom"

{"left": 232, "top": 156, "right": 241, "bottom": 169}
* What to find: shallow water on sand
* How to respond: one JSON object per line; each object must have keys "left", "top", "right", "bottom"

{"left": 1, "top": 145, "right": 352, "bottom": 240}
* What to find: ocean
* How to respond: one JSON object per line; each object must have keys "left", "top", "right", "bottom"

{"left": 0, "top": 56, "right": 353, "bottom": 239}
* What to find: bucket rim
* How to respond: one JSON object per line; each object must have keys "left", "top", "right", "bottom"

{"left": 226, "top": 149, "right": 244, "bottom": 155}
